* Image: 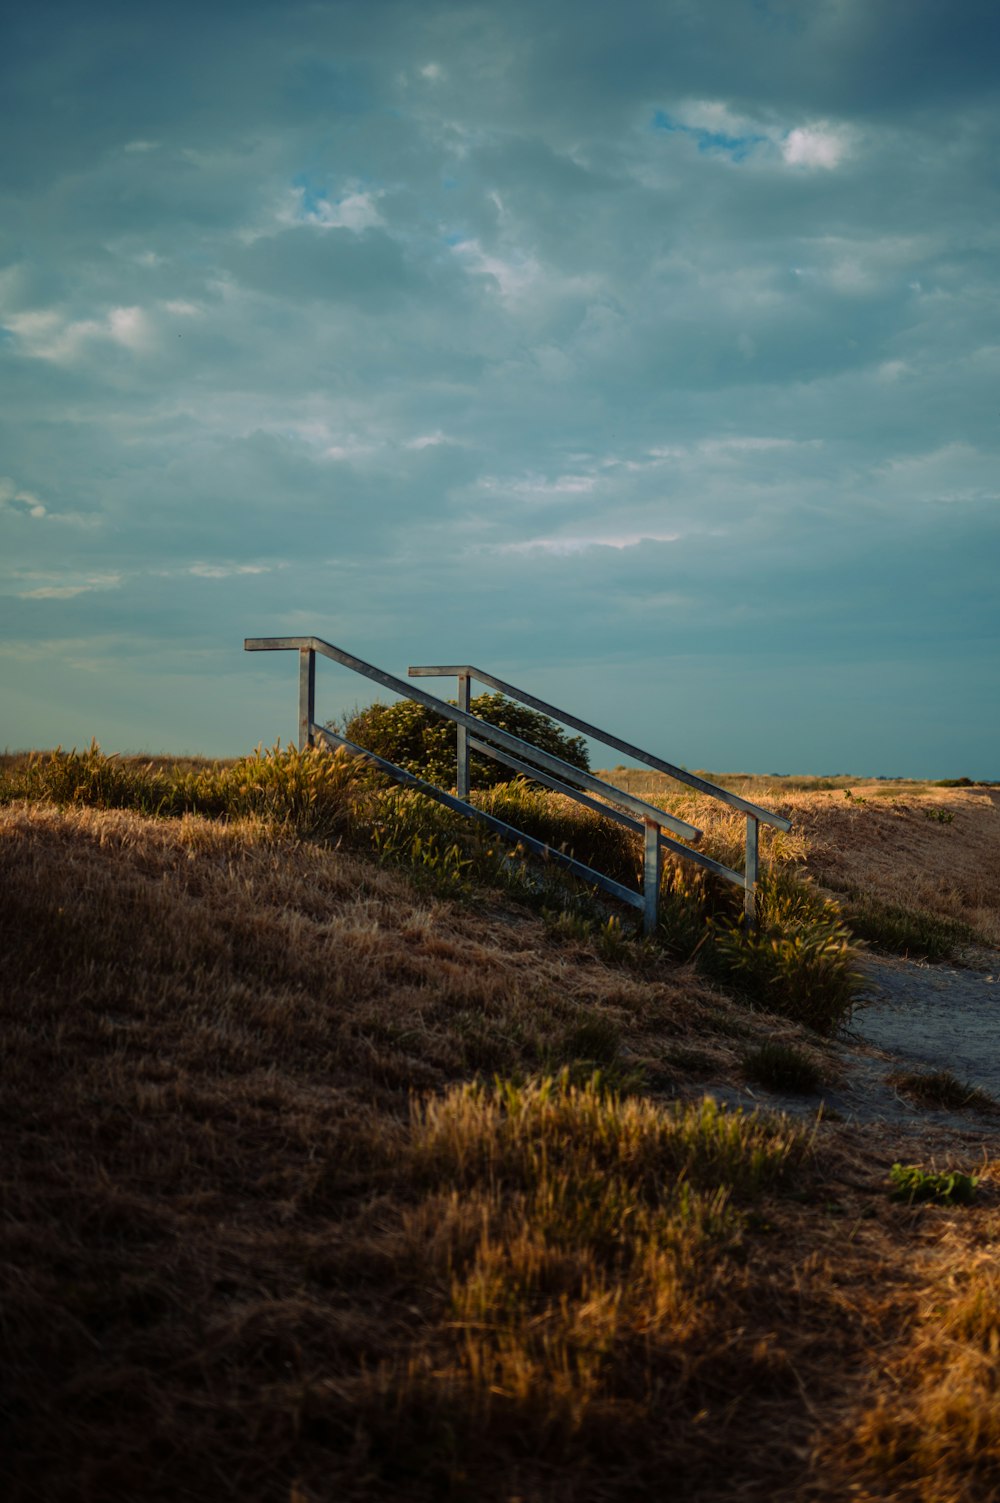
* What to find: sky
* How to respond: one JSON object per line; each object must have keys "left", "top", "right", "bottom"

{"left": 2, "top": 0, "right": 998, "bottom": 777}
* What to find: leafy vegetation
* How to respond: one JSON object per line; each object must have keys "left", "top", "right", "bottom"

{"left": 338, "top": 691, "right": 590, "bottom": 788}
{"left": 888, "top": 1163, "right": 979, "bottom": 1205}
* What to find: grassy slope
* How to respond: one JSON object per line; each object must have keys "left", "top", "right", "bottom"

{"left": 2, "top": 782, "right": 999, "bottom": 1500}
{"left": 602, "top": 770, "right": 1000, "bottom": 953}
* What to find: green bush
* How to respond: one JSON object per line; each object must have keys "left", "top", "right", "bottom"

{"left": 338, "top": 693, "right": 590, "bottom": 790}
{"left": 708, "top": 869, "right": 864, "bottom": 1035}
{"left": 742, "top": 1041, "right": 826, "bottom": 1094}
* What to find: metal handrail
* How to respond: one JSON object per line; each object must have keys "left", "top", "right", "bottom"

{"left": 408, "top": 663, "right": 790, "bottom": 832}
{"left": 408, "top": 662, "right": 793, "bottom": 929}
{"left": 244, "top": 635, "right": 784, "bottom": 931}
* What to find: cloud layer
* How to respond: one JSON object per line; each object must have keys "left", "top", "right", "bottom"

{"left": 1, "top": 0, "right": 998, "bottom": 772}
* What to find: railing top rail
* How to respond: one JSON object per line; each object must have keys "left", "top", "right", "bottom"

{"left": 244, "top": 636, "right": 702, "bottom": 841}
{"left": 408, "top": 662, "right": 791, "bottom": 833}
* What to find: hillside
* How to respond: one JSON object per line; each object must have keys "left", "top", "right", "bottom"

{"left": 2, "top": 760, "right": 999, "bottom": 1501}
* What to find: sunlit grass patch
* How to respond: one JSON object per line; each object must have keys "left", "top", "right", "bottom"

{"left": 362, "top": 1074, "right": 816, "bottom": 1489}
{"left": 828, "top": 1244, "right": 1000, "bottom": 1501}
{"left": 411, "top": 1071, "right": 810, "bottom": 1203}
{"left": 0, "top": 740, "right": 367, "bottom": 842}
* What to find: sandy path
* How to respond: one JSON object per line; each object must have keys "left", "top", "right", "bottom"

{"left": 711, "top": 949, "right": 1000, "bottom": 1139}
{"left": 852, "top": 952, "right": 1000, "bottom": 1097}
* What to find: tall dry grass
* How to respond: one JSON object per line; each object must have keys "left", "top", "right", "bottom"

{"left": 2, "top": 760, "right": 998, "bottom": 1499}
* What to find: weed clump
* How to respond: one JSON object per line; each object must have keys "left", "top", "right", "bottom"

{"left": 0, "top": 741, "right": 365, "bottom": 841}
{"left": 708, "top": 870, "right": 863, "bottom": 1035}
{"left": 841, "top": 890, "right": 974, "bottom": 961}
{"left": 888, "top": 1163, "right": 978, "bottom": 1205}
{"left": 742, "top": 1041, "right": 827, "bottom": 1094}
{"left": 887, "top": 1069, "right": 997, "bottom": 1115}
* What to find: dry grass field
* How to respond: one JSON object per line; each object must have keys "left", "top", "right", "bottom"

{"left": 602, "top": 769, "right": 1000, "bottom": 952}
{"left": 2, "top": 751, "right": 999, "bottom": 1501}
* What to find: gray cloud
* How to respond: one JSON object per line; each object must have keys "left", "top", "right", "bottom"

{"left": 1, "top": 0, "right": 997, "bottom": 772}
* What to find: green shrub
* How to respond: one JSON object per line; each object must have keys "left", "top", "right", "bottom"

{"left": 841, "top": 890, "right": 972, "bottom": 961}
{"left": 339, "top": 692, "right": 590, "bottom": 790}
{"left": 742, "top": 1041, "right": 826, "bottom": 1094}
{"left": 709, "top": 870, "right": 863, "bottom": 1034}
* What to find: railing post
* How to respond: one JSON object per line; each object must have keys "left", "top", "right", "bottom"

{"left": 456, "top": 671, "right": 471, "bottom": 799}
{"left": 298, "top": 646, "right": 315, "bottom": 751}
{"left": 744, "top": 815, "right": 759, "bottom": 933}
{"left": 643, "top": 818, "right": 661, "bottom": 936}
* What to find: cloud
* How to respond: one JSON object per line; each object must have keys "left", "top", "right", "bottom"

{"left": 17, "top": 572, "right": 122, "bottom": 599}
{"left": 782, "top": 125, "right": 851, "bottom": 169}
{"left": 0, "top": 0, "right": 997, "bottom": 772}
{"left": 278, "top": 184, "right": 384, "bottom": 233}
{"left": 3, "top": 305, "right": 153, "bottom": 362}
{"left": 0, "top": 477, "right": 46, "bottom": 517}
{"left": 496, "top": 530, "right": 682, "bottom": 555}
{"left": 188, "top": 562, "right": 274, "bottom": 578}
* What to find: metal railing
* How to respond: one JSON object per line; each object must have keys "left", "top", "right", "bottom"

{"left": 409, "top": 662, "right": 792, "bottom": 931}
{"left": 245, "top": 636, "right": 790, "bottom": 933}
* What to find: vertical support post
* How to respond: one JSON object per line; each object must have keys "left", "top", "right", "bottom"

{"left": 643, "top": 818, "right": 661, "bottom": 936}
{"left": 456, "top": 671, "right": 471, "bottom": 799}
{"left": 744, "top": 814, "right": 759, "bottom": 933}
{"left": 298, "top": 646, "right": 315, "bottom": 751}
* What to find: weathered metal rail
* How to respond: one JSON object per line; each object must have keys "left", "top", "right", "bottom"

{"left": 244, "top": 636, "right": 790, "bottom": 933}
{"left": 410, "top": 662, "right": 791, "bottom": 928}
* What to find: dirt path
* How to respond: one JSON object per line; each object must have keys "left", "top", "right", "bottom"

{"left": 852, "top": 951, "right": 1000, "bottom": 1097}
{"left": 713, "top": 949, "right": 1000, "bottom": 1141}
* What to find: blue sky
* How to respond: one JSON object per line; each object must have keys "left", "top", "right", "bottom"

{"left": 2, "top": 0, "right": 998, "bottom": 775}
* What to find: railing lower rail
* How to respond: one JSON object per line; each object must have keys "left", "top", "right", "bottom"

{"left": 245, "top": 636, "right": 789, "bottom": 932}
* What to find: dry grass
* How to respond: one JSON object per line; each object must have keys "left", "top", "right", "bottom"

{"left": 814, "top": 1213, "right": 1000, "bottom": 1502}
{"left": 600, "top": 771, "right": 1000, "bottom": 953}
{"left": 2, "top": 785, "right": 999, "bottom": 1500}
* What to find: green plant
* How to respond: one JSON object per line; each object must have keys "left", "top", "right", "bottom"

{"left": 0, "top": 740, "right": 366, "bottom": 841}
{"left": 339, "top": 692, "right": 590, "bottom": 790}
{"left": 887, "top": 1069, "right": 997, "bottom": 1114}
{"left": 841, "top": 890, "right": 972, "bottom": 961}
{"left": 558, "top": 1015, "right": 623, "bottom": 1067}
{"left": 888, "top": 1163, "right": 978, "bottom": 1205}
{"left": 709, "top": 870, "right": 863, "bottom": 1034}
{"left": 923, "top": 807, "right": 954, "bottom": 823}
{"left": 742, "top": 1041, "right": 826, "bottom": 1094}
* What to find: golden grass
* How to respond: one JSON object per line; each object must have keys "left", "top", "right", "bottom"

{"left": 2, "top": 792, "right": 999, "bottom": 1500}
{"left": 813, "top": 1211, "right": 1000, "bottom": 1502}
{"left": 601, "top": 771, "right": 1000, "bottom": 952}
